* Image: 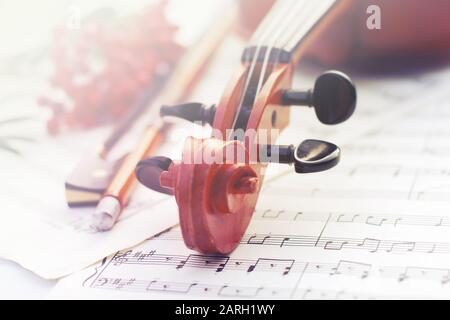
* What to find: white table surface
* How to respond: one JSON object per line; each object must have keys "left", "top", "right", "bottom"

{"left": 0, "top": 257, "right": 55, "bottom": 299}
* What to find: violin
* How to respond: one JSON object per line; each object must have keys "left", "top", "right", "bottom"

{"left": 136, "top": 0, "right": 357, "bottom": 254}
{"left": 306, "top": 0, "right": 450, "bottom": 66}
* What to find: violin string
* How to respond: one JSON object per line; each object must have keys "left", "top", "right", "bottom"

{"left": 226, "top": 0, "right": 292, "bottom": 140}
{"left": 256, "top": 0, "right": 310, "bottom": 97}
{"left": 257, "top": 0, "right": 317, "bottom": 151}
{"left": 254, "top": 0, "right": 321, "bottom": 111}
{"left": 281, "top": 0, "right": 336, "bottom": 52}
{"left": 248, "top": 0, "right": 289, "bottom": 46}
{"left": 258, "top": 0, "right": 336, "bottom": 95}
{"left": 227, "top": 0, "right": 328, "bottom": 140}
{"left": 256, "top": 0, "right": 325, "bottom": 90}
{"left": 276, "top": 0, "right": 317, "bottom": 50}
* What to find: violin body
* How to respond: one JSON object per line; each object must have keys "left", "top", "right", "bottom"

{"left": 307, "top": 0, "right": 450, "bottom": 65}
{"left": 137, "top": 0, "right": 357, "bottom": 254}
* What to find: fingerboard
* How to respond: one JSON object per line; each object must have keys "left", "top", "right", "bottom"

{"left": 242, "top": 0, "right": 337, "bottom": 64}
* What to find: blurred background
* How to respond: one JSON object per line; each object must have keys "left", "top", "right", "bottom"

{"left": 1, "top": 0, "right": 450, "bottom": 156}
{"left": 0, "top": 0, "right": 236, "bottom": 156}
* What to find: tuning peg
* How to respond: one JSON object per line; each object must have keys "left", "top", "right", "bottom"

{"left": 260, "top": 139, "right": 340, "bottom": 173}
{"left": 136, "top": 156, "right": 174, "bottom": 195}
{"left": 160, "top": 102, "right": 216, "bottom": 125}
{"left": 282, "top": 70, "right": 356, "bottom": 125}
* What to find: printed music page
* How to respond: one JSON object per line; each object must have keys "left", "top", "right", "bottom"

{"left": 0, "top": 134, "right": 179, "bottom": 279}
{"left": 50, "top": 66, "right": 450, "bottom": 299}
{"left": 0, "top": 0, "right": 230, "bottom": 280}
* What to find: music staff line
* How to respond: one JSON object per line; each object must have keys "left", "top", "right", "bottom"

{"left": 243, "top": 234, "right": 449, "bottom": 254}
{"left": 154, "top": 230, "right": 450, "bottom": 255}
{"left": 108, "top": 250, "right": 450, "bottom": 285}
{"left": 326, "top": 164, "right": 450, "bottom": 178}
{"left": 88, "top": 276, "right": 387, "bottom": 299}
{"left": 88, "top": 262, "right": 449, "bottom": 299}
{"left": 89, "top": 277, "right": 381, "bottom": 299}
{"left": 374, "top": 127, "right": 450, "bottom": 138}
{"left": 111, "top": 250, "right": 295, "bottom": 274}
{"left": 254, "top": 209, "right": 450, "bottom": 228}
{"left": 299, "top": 288, "right": 378, "bottom": 300}
{"left": 344, "top": 144, "right": 450, "bottom": 157}
{"left": 265, "top": 185, "right": 450, "bottom": 202}
{"left": 99, "top": 278, "right": 387, "bottom": 299}
{"left": 90, "top": 277, "right": 290, "bottom": 298}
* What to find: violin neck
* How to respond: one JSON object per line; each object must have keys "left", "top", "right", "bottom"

{"left": 242, "top": 0, "right": 338, "bottom": 64}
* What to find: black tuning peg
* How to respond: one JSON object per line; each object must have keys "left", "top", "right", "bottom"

{"left": 136, "top": 156, "right": 174, "bottom": 195}
{"left": 260, "top": 139, "right": 340, "bottom": 173}
{"left": 282, "top": 70, "right": 356, "bottom": 125}
{"left": 160, "top": 103, "right": 216, "bottom": 125}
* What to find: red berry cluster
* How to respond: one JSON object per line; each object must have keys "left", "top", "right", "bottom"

{"left": 38, "top": 1, "right": 183, "bottom": 135}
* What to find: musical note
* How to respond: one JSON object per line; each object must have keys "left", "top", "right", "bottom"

{"left": 401, "top": 267, "right": 450, "bottom": 284}
{"left": 332, "top": 261, "right": 371, "bottom": 279}
{"left": 357, "top": 238, "right": 380, "bottom": 253}
{"left": 337, "top": 214, "right": 360, "bottom": 223}
{"left": 219, "top": 285, "right": 265, "bottom": 298}
{"left": 387, "top": 242, "right": 416, "bottom": 253}
{"left": 300, "top": 288, "right": 376, "bottom": 300}
{"left": 324, "top": 240, "right": 348, "bottom": 251}
{"left": 247, "top": 234, "right": 271, "bottom": 245}
{"left": 366, "top": 216, "right": 388, "bottom": 226}
{"left": 181, "top": 255, "right": 230, "bottom": 272}
{"left": 293, "top": 212, "right": 303, "bottom": 221}
{"left": 262, "top": 209, "right": 285, "bottom": 219}
{"left": 280, "top": 237, "right": 291, "bottom": 248}
{"left": 247, "top": 258, "right": 296, "bottom": 276}
{"left": 146, "top": 280, "right": 198, "bottom": 294}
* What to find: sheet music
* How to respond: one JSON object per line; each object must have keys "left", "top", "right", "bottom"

{"left": 50, "top": 65, "right": 450, "bottom": 299}
{"left": 0, "top": 0, "right": 230, "bottom": 280}
{"left": 0, "top": 133, "right": 180, "bottom": 279}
